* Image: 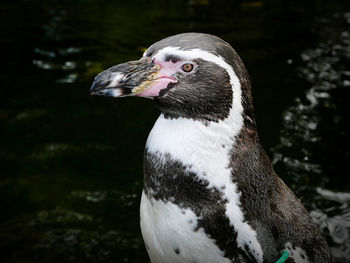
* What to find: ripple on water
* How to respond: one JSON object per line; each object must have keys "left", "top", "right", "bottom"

{"left": 27, "top": 143, "right": 115, "bottom": 160}
{"left": 71, "top": 189, "right": 138, "bottom": 207}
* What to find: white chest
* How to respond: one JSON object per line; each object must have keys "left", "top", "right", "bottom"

{"left": 140, "top": 192, "right": 232, "bottom": 263}
{"left": 139, "top": 114, "right": 264, "bottom": 262}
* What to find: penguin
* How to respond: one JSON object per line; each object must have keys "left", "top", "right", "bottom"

{"left": 90, "top": 33, "right": 333, "bottom": 263}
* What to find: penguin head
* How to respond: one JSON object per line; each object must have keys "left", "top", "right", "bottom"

{"left": 90, "top": 33, "right": 254, "bottom": 123}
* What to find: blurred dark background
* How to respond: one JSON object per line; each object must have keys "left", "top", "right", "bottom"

{"left": 0, "top": 0, "right": 349, "bottom": 262}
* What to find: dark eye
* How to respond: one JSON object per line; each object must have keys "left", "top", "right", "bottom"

{"left": 181, "top": 63, "right": 194, "bottom": 72}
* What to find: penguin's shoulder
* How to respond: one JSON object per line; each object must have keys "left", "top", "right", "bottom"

{"left": 229, "top": 129, "right": 333, "bottom": 262}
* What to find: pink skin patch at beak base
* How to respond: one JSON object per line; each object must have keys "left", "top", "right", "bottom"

{"left": 137, "top": 59, "right": 179, "bottom": 97}
{"left": 137, "top": 77, "right": 177, "bottom": 97}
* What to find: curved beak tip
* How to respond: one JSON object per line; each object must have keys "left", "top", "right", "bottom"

{"left": 89, "top": 57, "right": 159, "bottom": 98}
{"left": 90, "top": 80, "right": 97, "bottom": 94}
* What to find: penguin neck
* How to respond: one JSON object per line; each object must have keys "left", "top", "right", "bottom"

{"left": 145, "top": 106, "right": 257, "bottom": 168}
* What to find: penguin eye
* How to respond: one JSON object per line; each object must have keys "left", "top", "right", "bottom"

{"left": 181, "top": 63, "right": 194, "bottom": 73}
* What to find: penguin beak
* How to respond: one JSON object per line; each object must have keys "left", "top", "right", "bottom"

{"left": 90, "top": 57, "right": 163, "bottom": 97}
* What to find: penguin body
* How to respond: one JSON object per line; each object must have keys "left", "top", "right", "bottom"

{"left": 90, "top": 33, "right": 333, "bottom": 263}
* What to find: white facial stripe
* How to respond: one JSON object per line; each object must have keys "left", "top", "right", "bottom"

{"left": 153, "top": 46, "right": 242, "bottom": 117}
{"left": 146, "top": 47, "right": 264, "bottom": 261}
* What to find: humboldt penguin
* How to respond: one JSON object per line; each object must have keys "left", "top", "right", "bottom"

{"left": 90, "top": 33, "right": 333, "bottom": 263}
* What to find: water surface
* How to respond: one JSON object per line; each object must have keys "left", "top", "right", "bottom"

{"left": 0, "top": 0, "right": 349, "bottom": 262}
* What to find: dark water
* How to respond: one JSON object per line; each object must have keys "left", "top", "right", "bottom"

{"left": 0, "top": 0, "right": 349, "bottom": 262}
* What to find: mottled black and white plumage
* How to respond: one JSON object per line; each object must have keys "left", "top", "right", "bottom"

{"left": 90, "top": 33, "right": 333, "bottom": 263}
